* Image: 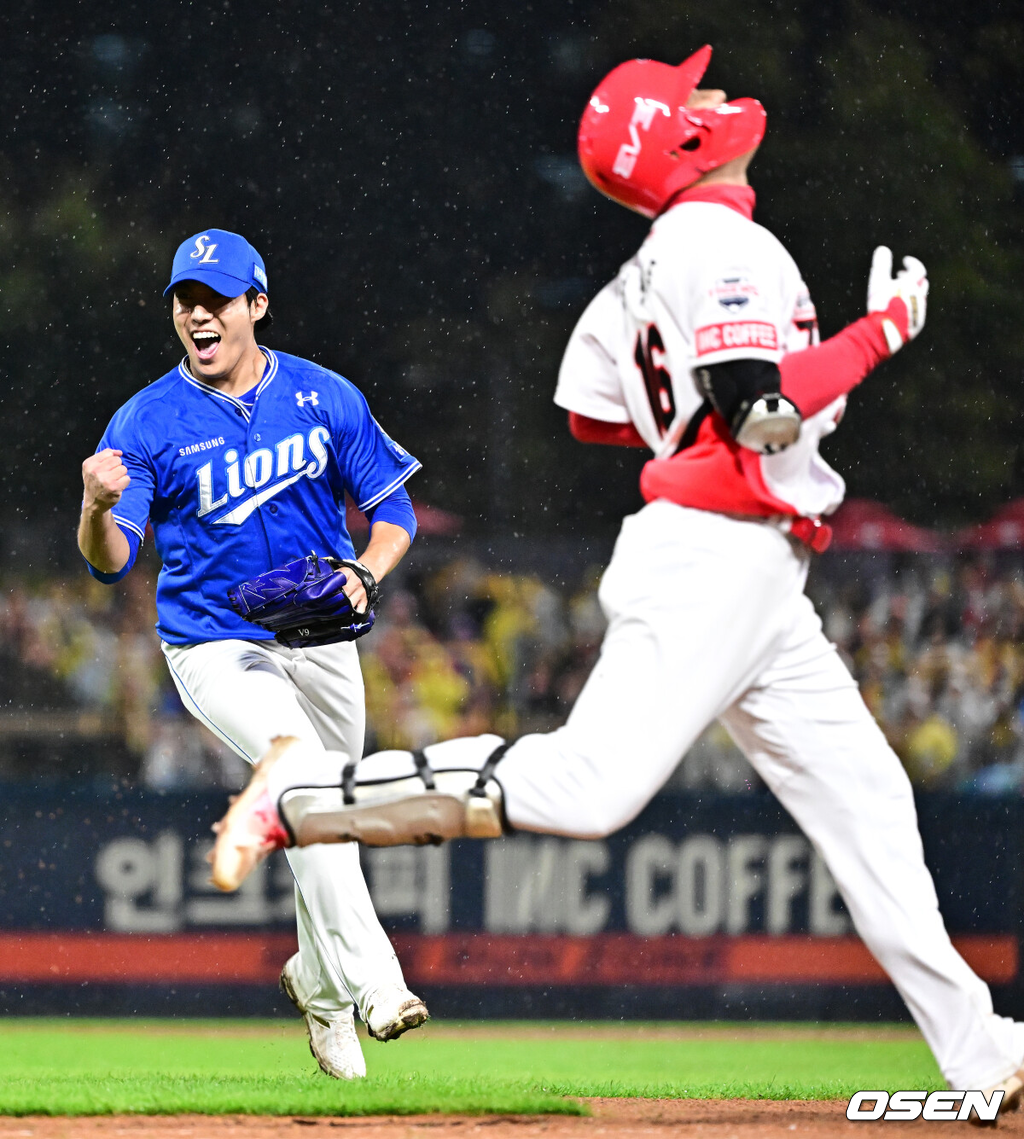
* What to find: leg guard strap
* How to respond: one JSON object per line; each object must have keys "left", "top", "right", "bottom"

{"left": 412, "top": 748, "right": 437, "bottom": 790}
{"left": 472, "top": 741, "right": 511, "bottom": 797}
{"left": 342, "top": 760, "right": 357, "bottom": 806}
{"left": 346, "top": 749, "right": 437, "bottom": 806}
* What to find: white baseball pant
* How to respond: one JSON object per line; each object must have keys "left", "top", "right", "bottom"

{"left": 162, "top": 637, "right": 404, "bottom": 1019}
{"left": 353, "top": 500, "right": 1024, "bottom": 1088}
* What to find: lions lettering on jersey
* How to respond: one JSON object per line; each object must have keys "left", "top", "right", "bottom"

{"left": 195, "top": 426, "right": 330, "bottom": 524}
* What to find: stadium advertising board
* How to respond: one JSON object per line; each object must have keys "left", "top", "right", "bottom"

{"left": 0, "top": 788, "right": 1017, "bottom": 1010}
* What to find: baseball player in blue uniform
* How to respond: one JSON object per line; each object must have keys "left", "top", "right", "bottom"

{"left": 77, "top": 229, "right": 428, "bottom": 1079}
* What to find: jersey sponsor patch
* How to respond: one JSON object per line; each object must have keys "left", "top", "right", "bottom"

{"left": 695, "top": 321, "right": 779, "bottom": 356}
{"left": 712, "top": 274, "right": 759, "bottom": 311}
{"left": 179, "top": 436, "right": 226, "bottom": 457}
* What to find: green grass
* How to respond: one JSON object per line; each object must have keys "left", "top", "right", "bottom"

{"left": 0, "top": 1019, "right": 943, "bottom": 1116}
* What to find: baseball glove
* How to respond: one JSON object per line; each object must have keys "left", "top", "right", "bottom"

{"left": 227, "top": 553, "right": 380, "bottom": 648}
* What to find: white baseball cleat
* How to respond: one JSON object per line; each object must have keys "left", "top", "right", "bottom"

{"left": 363, "top": 983, "right": 430, "bottom": 1042}
{"left": 208, "top": 736, "right": 295, "bottom": 892}
{"left": 280, "top": 954, "right": 366, "bottom": 1080}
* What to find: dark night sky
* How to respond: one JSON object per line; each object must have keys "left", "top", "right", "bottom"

{"left": 2, "top": 0, "right": 1022, "bottom": 554}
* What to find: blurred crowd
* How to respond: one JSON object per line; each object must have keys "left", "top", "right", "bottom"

{"left": 2, "top": 550, "right": 1024, "bottom": 795}
{"left": 809, "top": 558, "right": 1024, "bottom": 794}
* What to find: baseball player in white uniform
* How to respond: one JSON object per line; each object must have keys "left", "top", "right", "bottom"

{"left": 78, "top": 229, "right": 428, "bottom": 1079}
{"left": 209, "top": 50, "right": 1024, "bottom": 1108}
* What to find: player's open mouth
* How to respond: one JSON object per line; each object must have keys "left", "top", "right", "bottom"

{"left": 192, "top": 331, "right": 221, "bottom": 363}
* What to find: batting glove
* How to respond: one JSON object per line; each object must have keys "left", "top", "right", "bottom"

{"left": 866, "top": 246, "right": 928, "bottom": 355}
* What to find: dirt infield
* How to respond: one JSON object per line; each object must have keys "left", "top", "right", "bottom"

{"left": 3, "top": 1098, "right": 1023, "bottom": 1138}
{"left": 398, "top": 1022, "right": 927, "bottom": 1043}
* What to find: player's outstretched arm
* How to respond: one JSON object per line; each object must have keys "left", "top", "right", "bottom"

{"left": 78, "top": 449, "right": 131, "bottom": 574}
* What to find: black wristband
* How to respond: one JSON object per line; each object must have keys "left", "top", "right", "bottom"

{"left": 335, "top": 559, "right": 380, "bottom": 615}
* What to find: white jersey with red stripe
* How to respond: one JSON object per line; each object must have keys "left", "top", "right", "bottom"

{"left": 554, "top": 186, "right": 847, "bottom": 518}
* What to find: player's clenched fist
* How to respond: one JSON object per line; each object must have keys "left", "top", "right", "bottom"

{"left": 867, "top": 246, "right": 928, "bottom": 355}
{"left": 82, "top": 449, "right": 130, "bottom": 511}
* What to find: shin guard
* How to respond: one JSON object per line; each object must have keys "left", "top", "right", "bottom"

{"left": 279, "top": 744, "right": 510, "bottom": 848}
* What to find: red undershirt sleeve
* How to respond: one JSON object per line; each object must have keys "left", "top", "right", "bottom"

{"left": 568, "top": 412, "right": 648, "bottom": 448}
{"left": 780, "top": 312, "right": 893, "bottom": 417}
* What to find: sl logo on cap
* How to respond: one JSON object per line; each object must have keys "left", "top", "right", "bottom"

{"left": 191, "top": 236, "right": 220, "bottom": 264}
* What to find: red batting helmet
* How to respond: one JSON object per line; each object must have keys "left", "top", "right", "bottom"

{"left": 577, "top": 46, "right": 767, "bottom": 219}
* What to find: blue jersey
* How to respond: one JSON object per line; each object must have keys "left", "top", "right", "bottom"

{"left": 90, "top": 348, "right": 421, "bottom": 644}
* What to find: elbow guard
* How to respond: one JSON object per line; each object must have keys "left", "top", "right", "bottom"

{"left": 694, "top": 359, "right": 802, "bottom": 454}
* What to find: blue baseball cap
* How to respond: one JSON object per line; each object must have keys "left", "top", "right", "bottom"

{"left": 164, "top": 229, "right": 269, "bottom": 299}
